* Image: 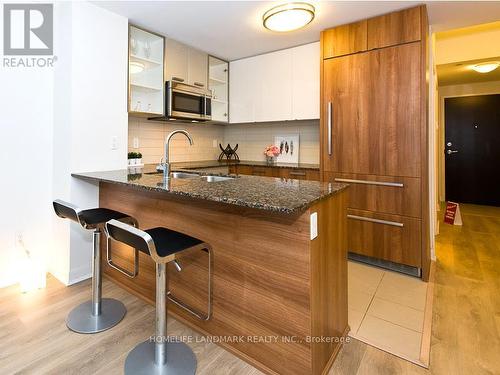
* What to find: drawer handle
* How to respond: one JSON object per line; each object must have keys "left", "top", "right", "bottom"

{"left": 347, "top": 214, "right": 404, "bottom": 227}
{"left": 335, "top": 178, "right": 404, "bottom": 188}
{"left": 194, "top": 82, "right": 205, "bottom": 87}
{"left": 290, "top": 171, "right": 306, "bottom": 176}
{"left": 172, "top": 76, "right": 185, "bottom": 82}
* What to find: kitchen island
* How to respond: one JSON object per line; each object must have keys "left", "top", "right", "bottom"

{"left": 73, "top": 165, "right": 349, "bottom": 375}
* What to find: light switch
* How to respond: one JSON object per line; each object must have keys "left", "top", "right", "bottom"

{"left": 111, "top": 136, "right": 117, "bottom": 150}
{"left": 310, "top": 212, "right": 318, "bottom": 240}
{"left": 133, "top": 137, "right": 139, "bottom": 149}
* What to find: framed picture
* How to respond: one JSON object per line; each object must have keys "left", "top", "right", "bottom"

{"left": 274, "top": 134, "right": 299, "bottom": 163}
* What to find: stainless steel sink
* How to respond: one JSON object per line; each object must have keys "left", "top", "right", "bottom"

{"left": 171, "top": 172, "right": 199, "bottom": 179}
{"left": 145, "top": 171, "right": 199, "bottom": 179}
{"left": 200, "top": 175, "right": 234, "bottom": 182}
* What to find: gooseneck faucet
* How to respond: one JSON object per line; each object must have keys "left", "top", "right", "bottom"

{"left": 158, "top": 129, "right": 194, "bottom": 180}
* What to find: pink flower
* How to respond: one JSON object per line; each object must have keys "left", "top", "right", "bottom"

{"left": 264, "top": 145, "right": 280, "bottom": 157}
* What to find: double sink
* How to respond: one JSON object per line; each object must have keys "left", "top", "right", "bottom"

{"left": 146, "top": 171, "right": 234, "bottom": 183}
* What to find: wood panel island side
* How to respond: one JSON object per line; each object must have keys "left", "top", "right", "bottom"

{"left": 73, "top": 167, "right": 349, "bottom": 375}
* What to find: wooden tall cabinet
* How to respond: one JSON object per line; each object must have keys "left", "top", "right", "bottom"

{"left": 321, "top": 5, "right": 430, "bottom": 279}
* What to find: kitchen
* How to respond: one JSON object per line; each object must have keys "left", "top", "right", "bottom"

{"left": 1, "top": 1, "right": 500, "bottom": 375}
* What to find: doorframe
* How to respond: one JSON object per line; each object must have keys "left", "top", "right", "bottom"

{"left": 438, "top": 84, "right": 500, "bottom": 204}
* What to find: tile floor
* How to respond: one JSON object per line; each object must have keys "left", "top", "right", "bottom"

{"left": 348, "top": 260, "right": 429, "bottom": 365}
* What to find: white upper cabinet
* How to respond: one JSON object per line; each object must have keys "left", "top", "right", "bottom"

{"left": 255, "top": 49, "right": 293, "bottom": 122}
{"left": 292, "top": 42, "right": 320, "bottom": 120}
{"left": 165, "top": 38, "right": 189, "bottom": 83}
{"left": 229, "top": 56, "right": 258, "bottom": 123}
{"left": 188, "top": 48, "right": 208, "bottom": 88}
{"left": 128, "top": 26, "right": 165, "bottom": 115}
{"left": 165, "top": 38, "right": 208, "bottom": 87}
{"left": 229, "top": 42, "right": 319, "bottom": 123}
{"left": 209, "top": 56, "right": 229, "bottom": 122}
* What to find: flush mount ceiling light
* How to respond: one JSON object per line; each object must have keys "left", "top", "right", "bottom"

{"left": 263, "top": 2, "right": 315, "bottom": 32}
{"left": 129, "top": 61, "right": 145, "bottom": 74}
{"left": 471, "top": 62, "right": 499, "bottom": 73}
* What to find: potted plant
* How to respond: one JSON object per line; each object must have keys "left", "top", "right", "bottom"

{"left": 128, "top": 152, "right": 137, "bottom": 166}
{"left": 136, "top": 152, "right": 142, "bottom": 166}
{"left": 264, "top": 145, "right": 280, "bottom": 164}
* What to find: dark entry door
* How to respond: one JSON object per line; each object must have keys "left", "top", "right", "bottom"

{"left": 445, "top": 94, "right": 500, "bottom": 206}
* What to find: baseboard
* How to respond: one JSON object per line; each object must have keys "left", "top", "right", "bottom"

{"left": 68, "top": 263, "right": 92, "bottom": 286}
{"left": 321, "top": 325, "right": 350, "bottom": 375}
{"left": 419, "top": 260, "right": 436, "bottom": 368}
{"left": 48, "top": 269, "right": 69, "bottom": 286}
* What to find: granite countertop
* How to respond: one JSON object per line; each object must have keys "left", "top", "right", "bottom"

{"left": 72, "top": 164, "right": 346, "bottom": 214}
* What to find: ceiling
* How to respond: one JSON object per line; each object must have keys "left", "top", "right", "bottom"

{"left": 437, "top": 57, "right": 500, "bottom": 86}
{"left": 94, "top": 1, "right": 500, "bottom": 61}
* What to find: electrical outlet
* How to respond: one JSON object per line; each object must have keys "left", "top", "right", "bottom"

{"left": 111, "top": 136, "right": 118, "bottom": 150}
{"left": 310, "top": 212, "right": 318, "bottom": 240}
{"left": 212, "top": 139, "right": 217, "bottom": 148}
{"left": 14, "top": 232, "right": 24, "bottom": 249}
{"left": 133, "top": 137, "right": 139, "bottom": 149}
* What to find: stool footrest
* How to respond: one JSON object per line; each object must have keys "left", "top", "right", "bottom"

{"left": 167, "top": 291, "right": 211, "bottom": 321}
{"left": 105, "top": 217, "right": 140, "bottom": 278}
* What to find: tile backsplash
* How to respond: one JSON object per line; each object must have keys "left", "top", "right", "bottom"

{"left": 223, "top": 120, "right": 320, "bottom": 164}
{"left": 128, "top": 118, "right": 320, "bottom": 165}
{"left": 128, "top": 117, "right": 225, "bottom": 164}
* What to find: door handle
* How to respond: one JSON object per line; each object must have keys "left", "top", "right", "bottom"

{"left": 446, "top": 149, "right": 459, "bottom": 155}
{"left": 327, "top": 102, "right": 332, "bottom": 156}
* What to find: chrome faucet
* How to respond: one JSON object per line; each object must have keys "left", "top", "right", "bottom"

{"left": 157, "top": 130, "right": 194, "bottom": 180}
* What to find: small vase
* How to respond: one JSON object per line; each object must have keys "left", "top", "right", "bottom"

{"left": 266, "top": 156, "right": 275, "bottom": 165}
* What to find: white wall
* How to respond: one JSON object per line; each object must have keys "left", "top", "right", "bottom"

{"left": 435, "top": 22, "right": 500, "bottom": 65}
{"left": 51, "top": 1, "right": 129, "bottom": 285}
{"left": 0, "top": 6, "right": 55, "bottom": 287}
{"left": 0, "top": 1, "right": 128, "bottom": 288}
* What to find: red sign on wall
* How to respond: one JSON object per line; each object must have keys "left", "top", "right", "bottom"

{"left": 444, "top": 201, "right": 462, "bottom": 225}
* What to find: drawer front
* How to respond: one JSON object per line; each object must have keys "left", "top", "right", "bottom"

{"left": 287, "top": 169, "right": 307, "bottom": 180}
{"left": 231, "top": 165, "right": 320, "bottom": 181}
{"left": 324, "top": 172, "right": 421, "bottom": 218}
{"left": 347, "top": 208, "right": 421, "bottom": 268}
{"left": 235, "top": 165, "right": 253, "bottom": 175}
{"left": 280, "top": 168, "right": 320, "bottom": 181}
{"left": 252, "top": 166, "right": 275, "bottom": 177}
{"left": 305, "top": 170, "right": 320, "bottom": 181}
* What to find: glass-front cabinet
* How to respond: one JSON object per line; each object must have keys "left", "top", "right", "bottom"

{"left": 128, "top": 25, "right": 164, "bottom": 116}
{"left": 208, "top": 56, "right": 229, "bottom": 123}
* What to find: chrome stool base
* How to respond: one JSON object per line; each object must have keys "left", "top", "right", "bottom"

{"left": 124, "top": 340, "right": 197, "bottom": 375}
{"left": 66, "top": 298, "right": 126, "bottom": 334}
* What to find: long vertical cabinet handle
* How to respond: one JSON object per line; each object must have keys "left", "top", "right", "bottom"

{"left": 327, "top": 101, "right": 333, "bottom": 156}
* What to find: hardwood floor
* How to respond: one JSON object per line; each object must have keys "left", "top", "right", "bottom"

{"left": 0, "top": 276, "right": 263, "bottom": 375}
{"left": 1, "top": 204, "right": 499, "bottom": 374}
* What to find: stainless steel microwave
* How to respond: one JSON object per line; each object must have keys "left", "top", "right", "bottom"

{"left": 162, "top": 80, "right": 212, "bottom": 121}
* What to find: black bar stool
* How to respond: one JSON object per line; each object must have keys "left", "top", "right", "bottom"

{"left": 52, "top": 199, "right": 139, "bottom": 334}
{"left": 105, "top": 219, "right": 213, "bottom": 375}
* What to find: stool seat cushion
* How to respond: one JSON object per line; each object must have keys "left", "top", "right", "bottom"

{"left": 144, "top": 227, "right": 203, "bottom": 258}
{"left": 79, "top": 208, "right": 130, "bottom": 226}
